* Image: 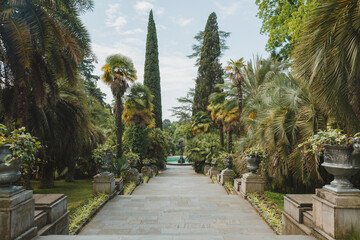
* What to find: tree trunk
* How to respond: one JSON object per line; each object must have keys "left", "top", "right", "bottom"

{"left": 219, "top": 124, "right": 224, "bottom": 148}
{"left": 17, "top": 87, "right": 29, "bottom": 129}
{"left": 115, "top": 94, "right": 123, "bottom": 158}
{"left": 227, "top": 129, "right": 232, "bottom": 153}
{"left": 236, "top": 83, "right": 243, "bottom": 135}
{"left": 40, "top": 160, "right": 54, "bottom": 188}
{"left": 65, "top": 160, "right": 75, "bottom": 182}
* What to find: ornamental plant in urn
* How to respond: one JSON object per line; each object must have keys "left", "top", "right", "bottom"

{"left": 0, "top": 124, "right": 42, "bottom": 189}
{"left": 299, "top": 128, "right": 360, "bottom": 192}
{"left": 245, "top": 147, "right": 266, "bottom": 174}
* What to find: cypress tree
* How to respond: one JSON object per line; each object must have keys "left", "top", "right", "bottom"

{"left": 192, "top": 12, "right": 223, "bottom": 115}
{"left": 144, "top": 10, "right": 162, "bottom": 129}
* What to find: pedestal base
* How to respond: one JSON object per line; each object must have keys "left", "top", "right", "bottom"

{"left": 220, "top": 168, "right": 234, "bottom": 185}
{"left": 92, "top": 172, "right": 116, "bottom": 196}
{"left": 0, "top": 189, "right": 37, "bottom": 240}
{"left": 204, "top": 165, "right": 211, "bottom": 175}
{"left": 240, "top": 173, "right": 265, "bottom": 198}
{"left": 209, "top": 167, "right": 219, "bottom": 178}
{"left": 313, "top": 188, "right": 360, "bottom": 239}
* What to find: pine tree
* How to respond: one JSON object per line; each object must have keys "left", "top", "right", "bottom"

{"left": 192, "top": 12, "right": 224, "bottom": 115}
{"left": 144, "top": 10, "right": 162, "bottom": 129}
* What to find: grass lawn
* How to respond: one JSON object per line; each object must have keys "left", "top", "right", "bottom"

{"left": 264, "top": 191, "right": 285, "bottom": 210}
{"left": 31, "top": 179, "right": 93, "bottom": 213}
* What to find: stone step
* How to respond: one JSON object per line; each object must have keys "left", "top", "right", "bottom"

{"left": 34, "top": 210, "right": 48, "bottom": 230}
{"left": 303, "top": 210, "right": 313, "bottom": 229}
{"left": 34, "top": 234, "right": 315, "bottom": 240}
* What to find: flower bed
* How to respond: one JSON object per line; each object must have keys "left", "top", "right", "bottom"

{"left": 224, "top": 182, "right": 235, "bottom": 195}
{"left": 247, "top": 192, "right": 282, "bottom": 234}
{"left": 124, "top": 181, "right": 137, "bottom": 195}
{"left": 143, "top": 175, "right": 149, "bottom": 183}
{"left": 69, "top": 193, "right": 110, "bottom": 235}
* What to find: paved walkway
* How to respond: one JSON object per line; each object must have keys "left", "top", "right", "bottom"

{"left": 37, "top": 165, "right": 314, "bottom": 240}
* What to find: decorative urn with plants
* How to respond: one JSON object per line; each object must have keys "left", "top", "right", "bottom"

{"left": 0, "top": 124, "right": 42, "bottom": 191}
{"left": 126, "top": 151, "right": 140, "bottom": 169}
{"left": 245, "top": 147, "right": 266, "bottom": 174}
{"left": 224, "top": 155, "right": 233, "bottom": 169}
{"left": 92, "top": 144, "right": 115, "bottom": 174}
{"left": 299, "top": 128, "right": 360, "bottom": 193}
{"left": 142, "top": 158, "right": 151, "bottom": 166}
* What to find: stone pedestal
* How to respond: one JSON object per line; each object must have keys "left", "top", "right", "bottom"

{"left": 312, "top": 188, "right": 360, "bottom": 239}
{"left": 115, "top": 178, "right": 124, "bottom": 194}
{"left": 240, "top": 173, "right": 265, "bottom": 198}
{"left": 220, "top": 168, "right": 234, "bottom": 185}
{"left": 34, "top": 194, "right": 69, "bottom": 236}
{"left": 141, "top": 166, "right": 153, "bottom": 178}
{"left": 0, "top": 188, "right": 37, "bottom": 240}
{"left": 282, "top": 194, "right": 313, "bottom": 236}
{"left": 209, "top": 167, "right": 220, "bottom": 178}
{"left": 234, "top": 178, "right": 241, "bottom": 192}
{"left": 204, "top": 165, "right": 211, "bottom": 175}
{"left": 125, "top": 168, "right": 141, "bottom": 186}
{"left": 92, "top": 172, "right": 116, "bottom": 196}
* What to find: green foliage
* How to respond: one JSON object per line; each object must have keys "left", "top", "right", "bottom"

{"left": 340, "top": 227, "right": 360, "bottom": 240}
{"left": 255, "top": 0, "right": 318, "bottom": 59}
{"left": 143, "top": 175, "right": 149, "bottom": 183}
{"left": 122, "top": 84, "right": 155, "bottom": 128}
{"left": 92, "top": 144, "right": 116, "bottom": 166}
{"left": 186, "top": 133, "right": 225, "bottom": 173}
{"left": 170, "top": 89, "right": 194, "bottom": 123}
{"left": 192, "top": 12, "right": 224, "bottom": 115}
{"left": 111, "top": 157, "right": 130, "bottom": 178}
{"left": 123, "top": 125, "right": 150, "bottom": 160}
{"left": 144, "top": 10, "right": 162, "bottom": 129}
{"left": 69, "top": 193, "right": 109, "bottom": 235}
{"left": 224, "top": 182, "right": 235, "bottom": 195}
{"left": 124, "top": 151, "right": 141, "bottom": 167}
{"left": 147, "top": 128, "right": 172, "bottom": 169}
{"left": 245, "top": 146, "right": 267, "bottom": 160}
{"left": 294, "top": 0, "right": 360, "bottom": 133}
{"left": 32, "top": 179, "right": 93, "bottom": 212}
{"left": 2, "top": 126, "right": 42, "bottom": 174}
{"left": 264, "top": 191, "right": 285, "bottom": 210}
{"left": 298, "top": 128, "right": 356, "bottom": 156}
{"left": 248, "top": 192, "right": 282, "bottom": 234}
{"left": 124, "top": 181, "right": 136, "bottom": 195}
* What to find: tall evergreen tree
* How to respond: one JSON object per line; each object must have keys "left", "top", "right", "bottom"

{"left": 192, "top": 12, "right": 224, "bottom": 115}
{"left": 144, "top": 10, "right": 162, "bottom": 129}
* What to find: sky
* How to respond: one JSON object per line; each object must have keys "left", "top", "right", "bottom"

{"left": 80, "top": 0, "right": 269, "bottom": 121}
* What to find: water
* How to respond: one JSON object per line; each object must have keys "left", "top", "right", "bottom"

{"left": 166, "top": 156, "right": 190, "bottom": 164}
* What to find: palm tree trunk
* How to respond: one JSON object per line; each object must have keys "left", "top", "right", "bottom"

{"left": 236, "top": 84, "right": 243, "bottom": 134}
{"left": 40, "top": 160, "right": 54, "bottom": 188}
{"left": 65, "top": 160, "right": 75, "bottom": 182}
{"left": 227, "top": 129, "right": 232, "bottom": 153}
{"left": 219, "top": 123, "right": 224, "bottom": 148}
{"left": 116, "top": 94, "right": 123, "bottom": 158}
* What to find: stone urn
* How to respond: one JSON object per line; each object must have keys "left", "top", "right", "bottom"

{"left": 245, "top": 154, "right": 261, "bottom": 174}
{"left": 0, "top": 144, "right": 21, "bottom": 187}
{"left": 322, "top": 144, "right": 360, "bottom": 192}
{"left": 224, "top": 156, "right": 233, "bottom": 169}
{"left": 101, "top": 152, "right": 112, "bottom": 175}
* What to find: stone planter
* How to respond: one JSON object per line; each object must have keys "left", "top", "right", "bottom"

{"left": 0, "top": 144, "right": 21, "bottom": 187}
{"left": 245, "top": 154, "right": 260, "bottom": 174}
{"left": 322, "top": 144, "right": 360, "bottom": 192}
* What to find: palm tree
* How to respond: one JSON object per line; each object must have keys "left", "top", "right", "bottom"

{"left": 294, "top": 0, "right": 360, "bottom": 133}
{"left": 226, "top": 58, "right": 246, "bottom": 126}
{"left": 102, "top": 54, "right": 137, "bottom": 158}
{"left": 122, "top": 84, "right": 154, "bottom": 128}
{"left": 0, "top": 0, "right": 92, "bottom": 129}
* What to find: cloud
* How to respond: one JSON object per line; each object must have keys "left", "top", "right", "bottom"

{"left": 171, "top": 17, "right": 193, "bottom": 27}
{"left": 123, "top": 28, "right": 145, "bottom": 35}
{"left": 105, "top": 4, "right": 127, "bottom": 31}
{"left": 134, "top": 1, "right": 153, "bottom": 15}
{"left": 134, "top": 1, "right": 165, "bottom": 16}
{"left": 216, "top": 2, "right": 240, "bottom": 16}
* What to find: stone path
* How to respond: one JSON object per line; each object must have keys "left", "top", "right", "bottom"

{"left": 36, "top": 165, "right": 314, "bottom": 240}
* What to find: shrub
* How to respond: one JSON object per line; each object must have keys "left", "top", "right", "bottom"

{"left": 146, "top": 128, "right": 171, "bottom": 169}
